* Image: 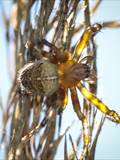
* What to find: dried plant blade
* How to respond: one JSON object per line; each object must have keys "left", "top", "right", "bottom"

{"left": 91, "top": 0, "right": 102, "bottom": 15}
{"left": 21, "top": 107, "right": 54, "bottom": 143}
{"left": 69, "top": 134, "right": 79, "bottom": 160}
{"left": 58, "top": 113, "right": 62, "bottom": 135}
{"left": 103, "top": 20, "right": 120, "bottom": 28}
{"left": 90, "top": 115, "right": 105, "bottom": 159}
{"left": 47, "top": 125, "right": 71, "bottom": 160}
{"left": 64, "top": 135, "right": 68, "bottom": 160}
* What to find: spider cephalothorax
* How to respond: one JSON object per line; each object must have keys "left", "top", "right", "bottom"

{"left": 18, "top": 23, "right": 120, "bottom": 124}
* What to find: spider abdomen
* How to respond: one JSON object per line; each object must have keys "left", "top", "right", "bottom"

{"left": 18, "top": 59, "right": 59, "bottom": 96}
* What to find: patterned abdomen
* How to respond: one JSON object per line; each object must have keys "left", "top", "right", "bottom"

{"left": 18, "top": 59, "right": 59, "bottom": 96}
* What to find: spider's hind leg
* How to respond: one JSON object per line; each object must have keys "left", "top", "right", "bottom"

{"left": 70, "top": 87, "right": 90, "bottom": 146}
{"left": 56, "top": 88, "right": 68, "bottom": 113}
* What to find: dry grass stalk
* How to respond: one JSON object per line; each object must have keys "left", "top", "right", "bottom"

{"left": 1, "top": 0, "right": 120, "bottom": 159}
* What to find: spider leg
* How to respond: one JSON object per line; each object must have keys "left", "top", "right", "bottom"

{"left": 41, "top": 39, "right": 71, "bottom": 63}
{"left": 72, "top": 23, "right": 102, "bottom": 61}
{"left": 57, "top": 88, "right": 68, "bottom": 113}
{"left": 63, "top": 89, "right": 68, "bottom": 109}
{"left": 77, "top": 82, "right": 120, "bottom": 123}
{"left": 70, "top": 88, "right": 84, "bottom": 120}
{"left": 70, "top": 87, "right": 90, "bottom": 146}
{"left": 41, "top": 39, "right": 59, "bottom": 55}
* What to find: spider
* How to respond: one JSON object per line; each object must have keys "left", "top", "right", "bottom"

{"left": 18, "top": 23, "right": 120, "bottom": 124}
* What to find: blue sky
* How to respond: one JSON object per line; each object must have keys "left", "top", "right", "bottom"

{"left": 0, "top": 1, "right": 120, "bottom": 159}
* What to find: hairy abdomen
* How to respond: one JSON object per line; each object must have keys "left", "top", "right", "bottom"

{"left": 18, "top": 59, "right": 59, "bottom": 96}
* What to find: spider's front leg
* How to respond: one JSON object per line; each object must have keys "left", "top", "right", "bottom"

{"left": 77, "top": 82, "right": 120, "bottom": 123}
{"left": 40, "top": 39, "right": 71, "bottom": 63}
{"left": 72, "top": 23, "right": 102, "bottom": 61}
